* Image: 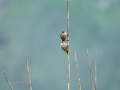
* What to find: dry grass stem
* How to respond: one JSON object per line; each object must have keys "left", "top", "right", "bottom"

{"left": 26, "top": 56, "right": 32, "bottom": 90}
{"left": 74, "top": 50, "right": 81, "bottom": 90}
{"left": 3, "top": 71, "right": 13, "bottom": 90}
{"left": 87, "top": 49, "right": 93, "bottom": 90}
{"left": 95, "top": 50, "right": 97, "bottom": 90}
{"left": 67, "top": 0, "right": 70, "bottom": 90}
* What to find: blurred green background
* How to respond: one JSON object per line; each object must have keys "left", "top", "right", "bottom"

{"left": 0, "top": 0, "right": 120, "bottom": 90}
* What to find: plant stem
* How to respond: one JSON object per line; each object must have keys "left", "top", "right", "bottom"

{"left": 74, "top": 50, "right": 81, "bottom": 90}
{"left": 67, "top": 0, "right": 70, "bottom": 90}
{"left": 87, "top": 49, "right": 93, "bottom": 90}
{"left": 95, "top": 50, "right": 97, "bottom": 90}
{"left": 26, "top": 56, "right": 32, "bottom": 90}
{"left": 3, "top": 71, "right": 13, "bottom": 90}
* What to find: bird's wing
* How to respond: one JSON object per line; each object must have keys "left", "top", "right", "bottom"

{"left": 60, "top": 44, "right": 63, "bottom": 49}
{"left": 60, "top": 33, "right": 63, "bottom": 40}
{"left": 64, "top": 43, "right": 67, "bottom": 46}
{"left": 67, "top": 45, "right": 69, "bottom": 50}
{"left": 60, "top": 33, "right": 62, "bottom": 37}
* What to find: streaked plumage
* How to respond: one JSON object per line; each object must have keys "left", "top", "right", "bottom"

{"left": 60, "top": 31, "right": 67, "bottom": 41}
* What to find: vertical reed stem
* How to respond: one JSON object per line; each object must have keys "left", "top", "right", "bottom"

{"left": 74, "top": 50, "right": 81, "bottom": 90}
{"left": 3, "top": 71, "right": 13, "bottom": 90}
{"left": 67, "top": 0, "right": 70, "bottom": 90}
{"left": 87, "top": 49, "right": 93, "bottom": 90}
{"left": 95, "top": 50, "right": 97, "bottom": 90}
{"left": 26, "top": 56, "right": 32, "bottom": 90}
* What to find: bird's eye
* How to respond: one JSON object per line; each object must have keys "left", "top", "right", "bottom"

{"left": 62, "top": 31, "right": 64, "bottom": 33}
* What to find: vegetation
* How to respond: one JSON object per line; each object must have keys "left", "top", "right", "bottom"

{"left": 0, "top": 0, "right": 120, "bottom": 90}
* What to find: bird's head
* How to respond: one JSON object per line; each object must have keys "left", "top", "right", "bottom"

{"left": 61, "top": 41, "right": 65, "bottom": 43}
{"left": 61, "top": 42, "right": 65, "bottom": 46}
{"left": 60, "top": 41, "right": 65, "bottom": 48}
{"left": 62, "top": 31, "right": 65, "bottom": 34}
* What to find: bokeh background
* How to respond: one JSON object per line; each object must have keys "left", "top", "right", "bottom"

{"left": 0, "top": 0, "right": 120, "bottom": 90}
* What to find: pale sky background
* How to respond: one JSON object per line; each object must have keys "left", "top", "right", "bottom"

{"left": 0, "top": 0, "right": 120, "bottom": 90}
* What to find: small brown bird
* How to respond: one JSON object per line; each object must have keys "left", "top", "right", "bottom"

{"left": 60, "top": 31, "right": 68, "bottom": 41}
{"left": 60, "top": 41, "right": 69, "bottom": 54}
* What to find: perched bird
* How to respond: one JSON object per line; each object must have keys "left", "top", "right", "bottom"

{"left": 60, "top": 31, "right": 68, "bottom": 41}
{"left": 60, "top": 41, "right": 69, "bottom": 54}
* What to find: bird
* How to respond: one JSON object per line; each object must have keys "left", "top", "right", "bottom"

{"left": 60, "top": 31, "right": 68, "bottom": 41}
{"left": 60, "top": 41, "right": 69, "bottom": 54}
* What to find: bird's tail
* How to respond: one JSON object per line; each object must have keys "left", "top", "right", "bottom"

{"left": 66, "top": 51, "right": 70, "bottom": 54}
